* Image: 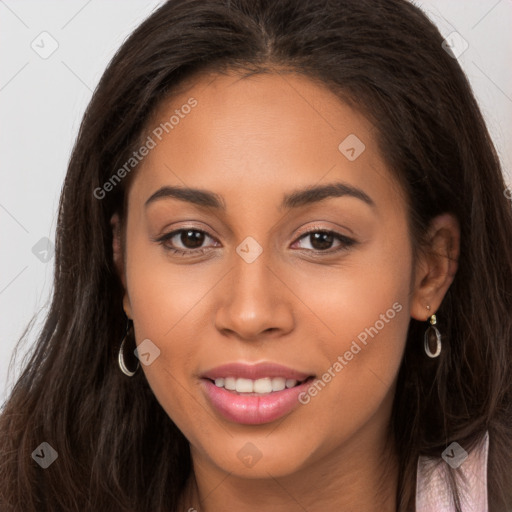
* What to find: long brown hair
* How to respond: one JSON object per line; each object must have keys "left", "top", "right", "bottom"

{"left": 1, "top": 0, "right": 511, "bottom": 510}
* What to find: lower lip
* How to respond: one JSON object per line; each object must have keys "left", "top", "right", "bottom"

{"left": 200, "top": 377, "right": 314, "bottom": 425}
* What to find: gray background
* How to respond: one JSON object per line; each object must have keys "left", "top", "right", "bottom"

{"left": 1, "top": 0, "right": 511, "bottom": 403}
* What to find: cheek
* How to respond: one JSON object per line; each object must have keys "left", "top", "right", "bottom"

{"left": 291, "top": 224, "right": 413, "bottom": 441}
{"left": 288, "top": 211, "right": 412, "bottom": 352}
{"left": 124, "top": 219, "right": 218, "bottom": 337}
{"left": 123, "top": 232, "right": 226, "bottom": 438}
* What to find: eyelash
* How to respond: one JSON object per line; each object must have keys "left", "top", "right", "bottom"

{"left": 154, "top": 227, "right": 357, "bottom": 257}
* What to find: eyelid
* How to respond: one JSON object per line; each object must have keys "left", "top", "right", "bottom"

{"left": 294, "top": 223, "right": 354, "bottom": 239}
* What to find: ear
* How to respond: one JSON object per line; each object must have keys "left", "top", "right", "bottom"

{"left": 111, "top": 212, "right": 133, "bottom": 319}
{"left": 410, "top": 213, "right": 460, "bottom": 321}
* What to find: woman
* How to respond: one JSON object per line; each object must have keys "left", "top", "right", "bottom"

{"left": 1, "top": 0, "right": 511, "bottom": 510}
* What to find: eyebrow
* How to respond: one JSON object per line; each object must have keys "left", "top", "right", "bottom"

{"left": 144, "top": 182, "right": 375, "bottom": 211}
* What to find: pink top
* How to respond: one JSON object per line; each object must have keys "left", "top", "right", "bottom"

{"left": 415, "top": 431, "right": 489, "bottom": 511}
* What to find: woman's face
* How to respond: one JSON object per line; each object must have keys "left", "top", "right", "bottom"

{"left": 118, "top": 70, "right": 417, "bottom": 479}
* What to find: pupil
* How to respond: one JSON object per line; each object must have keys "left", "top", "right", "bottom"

{"left": 181, "top": 230, "right": 204, "bottom": 248}
{"left": 311, "top": 232, "right": 333, "bottom": 250}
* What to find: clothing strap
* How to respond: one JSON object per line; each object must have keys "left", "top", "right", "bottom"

{"left": 415, "top": 431, "right": 489, "bottom": 512}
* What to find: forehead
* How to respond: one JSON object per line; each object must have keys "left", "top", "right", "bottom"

{"left": 128, "top": 70, "right": 404, "bottom": 216}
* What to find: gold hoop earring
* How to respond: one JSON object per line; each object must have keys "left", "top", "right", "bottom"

{"left": 118, "top": 319, "right": 140, "bottom": 377}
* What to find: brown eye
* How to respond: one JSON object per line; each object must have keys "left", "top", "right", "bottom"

{"left": 293, "top": 229, "right": 356, "bottom": 253}
{"left": 308, "top": 232, "right": 335, "bottom": 250}
{"left": 178, "top": 230, "right": 206, "bottom": 249}
{"left": 156, "top": 228, "right": 219, "bottom": 256}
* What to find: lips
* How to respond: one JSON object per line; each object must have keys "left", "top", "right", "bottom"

{"left": 200, "top": 362, "right": 315, "bottom": 425}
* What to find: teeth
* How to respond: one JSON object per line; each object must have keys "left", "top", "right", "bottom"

{"left": 253, "top": 378, "right": 272, "bottom": 394}
{"left": 271, "top": 377, "right": 286, "bottom": 391}
{"left": 212, "top": 376, "right": 303, "bottom": 393}
{"left": 224, "top": 377, "right": 236, "bottom": 390}
{"left": 235, "top": 378, "right": 253, "bottom": 393}
{"left": 285, "top": 379, "right": 297, "bottom": 388}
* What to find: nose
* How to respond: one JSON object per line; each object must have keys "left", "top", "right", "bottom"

{"left": 214, "top": 244, "right": 295, "bottom": 342}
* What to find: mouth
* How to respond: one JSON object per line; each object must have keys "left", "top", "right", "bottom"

{"left": 199, "top": 362, "right": 316, "bottom": 425}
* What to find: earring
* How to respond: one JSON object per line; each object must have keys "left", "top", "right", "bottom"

{"left": 424, "top": 307, "right": 442, "bottom": 358}
{"left": 118, "top": 318, "right": 140, "bottom": 377}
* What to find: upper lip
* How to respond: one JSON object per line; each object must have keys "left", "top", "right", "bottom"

{"left": 201, "top": 362, "right": 313, "bottom": 381}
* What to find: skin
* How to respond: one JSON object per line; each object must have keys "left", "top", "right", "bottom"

{"left": 112, "top": 70, "right": 460, "bottom": 511}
